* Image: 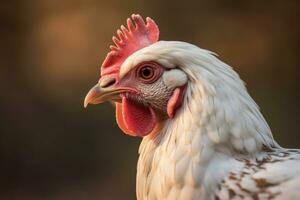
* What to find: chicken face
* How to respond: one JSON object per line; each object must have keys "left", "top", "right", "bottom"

{"left": 118, "top": 61, "right": 169, "bottom": 115}
{"left": 84, "top": 14, "right": 188, "bottom": 137}
{"left": 85, "top": 60, "right": 187, "bottom": 137}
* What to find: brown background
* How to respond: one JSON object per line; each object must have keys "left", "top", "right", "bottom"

{"left": 1, "top": 0, "right": 299, "bottom": 199}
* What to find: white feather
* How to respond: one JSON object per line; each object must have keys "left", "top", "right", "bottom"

{"left": 162, "top": 69, "right": 188, "bottom": 89}
{"left": 119, "top": 41, "right": 298, "bottom": 199}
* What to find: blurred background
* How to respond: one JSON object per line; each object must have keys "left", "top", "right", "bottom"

{"left": 0, "top": 0, "right": 299, "bottom": 199}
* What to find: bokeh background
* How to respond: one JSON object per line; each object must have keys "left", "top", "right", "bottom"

{"left": 1, "top": 0, "right": 299, "bottom": 199}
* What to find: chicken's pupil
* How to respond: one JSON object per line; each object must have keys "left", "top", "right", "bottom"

{"left": 142, "top": 67, "right": 152, "bottom": 78}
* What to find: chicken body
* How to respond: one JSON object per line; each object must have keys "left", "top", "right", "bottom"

{"left": 138, "top": 138, "right": 300, "bottom": 199}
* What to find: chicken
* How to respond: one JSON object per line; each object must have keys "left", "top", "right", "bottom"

{"left": 84, "top": 14, "right": 300, "bottom": 200}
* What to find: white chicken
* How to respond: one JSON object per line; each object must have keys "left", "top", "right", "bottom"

{"left": 84, "top": 14, "right": 300, "bottom": 200}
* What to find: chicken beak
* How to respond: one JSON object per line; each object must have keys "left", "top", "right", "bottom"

{"left": 84, "top": 84, "right": 125, "bottom": 108}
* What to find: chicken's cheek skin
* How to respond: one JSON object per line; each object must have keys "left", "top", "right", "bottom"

{"left": 115, "top": 97, "right": 157, "bottom": 137}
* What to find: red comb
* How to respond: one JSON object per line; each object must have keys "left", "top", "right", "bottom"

{"left": 101, "top": 14, "right": 159, "bottom": 77}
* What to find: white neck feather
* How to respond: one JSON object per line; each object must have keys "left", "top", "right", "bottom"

{"left": 125, "top": 40, "right": 278, "bottom": 154}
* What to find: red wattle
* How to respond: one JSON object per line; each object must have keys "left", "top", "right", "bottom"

{"left": 115, "top": 97, "right": 156, "bottom": 137}
{"left": 116, "top": 102, "right": 135, "bottom": 136}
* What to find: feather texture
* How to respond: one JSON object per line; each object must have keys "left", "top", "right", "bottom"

{"left": 117, "top": 41, "right": 300, "bottom": 199}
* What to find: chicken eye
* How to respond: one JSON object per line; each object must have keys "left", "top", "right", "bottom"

{"left": 140, "top": 66, "right": 154, "bottom": 80}
{"left": 136, "top": 62, "right": 163, "bottom": 84}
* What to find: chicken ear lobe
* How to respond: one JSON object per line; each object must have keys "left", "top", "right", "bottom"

{"left": 167, "top": 86, "right": 186, "bottom": 118}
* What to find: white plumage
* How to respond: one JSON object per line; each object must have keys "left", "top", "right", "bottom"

{"left": 119, "top": 41, "right": 300, "bottom": 199}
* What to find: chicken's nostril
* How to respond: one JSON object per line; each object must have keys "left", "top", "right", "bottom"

{"left": 99, "top": 77, "right": 116, "bottom": 88}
